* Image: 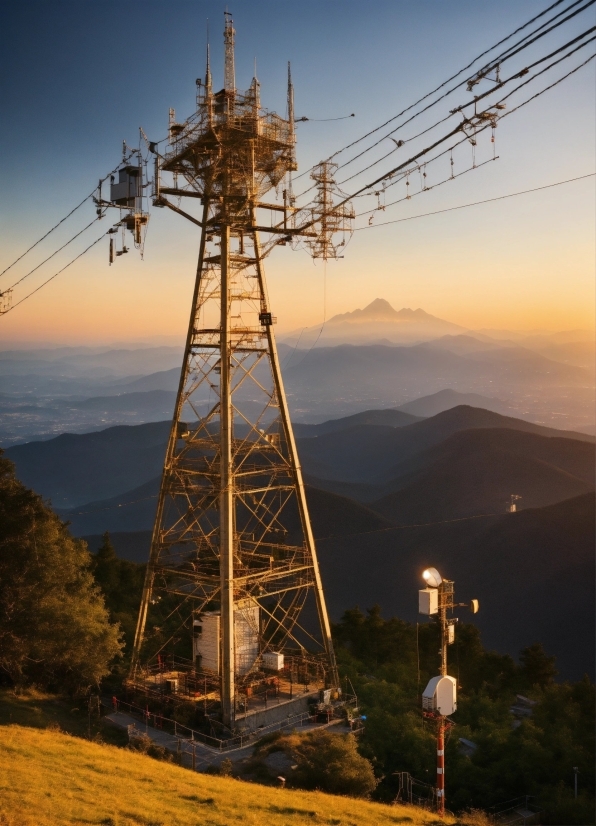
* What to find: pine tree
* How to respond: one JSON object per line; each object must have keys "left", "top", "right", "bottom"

{"left": 93, "top": 532, "right": 120, "bottom": 596}
{"left": 0, "top": 452, "right": 123, "bottom": 692}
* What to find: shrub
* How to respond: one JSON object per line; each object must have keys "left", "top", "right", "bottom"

{"left": 284, "top": 729, "right": 377, "bottom": 797}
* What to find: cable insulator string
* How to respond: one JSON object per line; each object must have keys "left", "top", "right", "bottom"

{"left": 351, "top": 172, "right": 595, "bottom": 232}
{"left": 291, "top": 0, "right": 583, "bottom": 183}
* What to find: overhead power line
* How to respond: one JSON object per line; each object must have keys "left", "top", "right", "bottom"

{"left": 2, "top": 232, "right": 108, "bottom": 315}
{"left": 293, "top": 0, "right": 587, "bottom": 184}
{"left": 291, "top": 0, "right": 595, "bottom": 201}
{"left": 0, "top": 157, "right": 134, "bottom": 279}
{"left": 337, "top": 27, "right": 595, "bottom": 188}
{"left": 333, "top": 50, "right": 596, "bottom": 212}
{"left": 352, "top": 172, "right": 595, "bottom": 232}
{"left": 6, "top": 218, "right": 101, "bottom": 291}
{"left": 0, "top": 193, "right": 94, "bottom": 278}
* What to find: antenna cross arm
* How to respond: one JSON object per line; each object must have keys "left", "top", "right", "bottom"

{"left": 249, "top": 225, "right": 317, "bottom": 237}
{"left": 159, "top": 188, "right": 204, "bottom": 199}
{"left": 155, "top": 197, "right": 204, "bottom": 228}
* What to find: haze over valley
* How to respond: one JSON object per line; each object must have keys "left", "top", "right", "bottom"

{"left": 1, "top": 300, "right": 593, "bottom": 446}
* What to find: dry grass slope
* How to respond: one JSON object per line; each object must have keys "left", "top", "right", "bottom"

{"left": 0, "top": 725, "right": 484, "bottom": 826}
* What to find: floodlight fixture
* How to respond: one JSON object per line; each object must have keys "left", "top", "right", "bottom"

{"left": 422, "top": 567, "right": 442, "bottom": 588}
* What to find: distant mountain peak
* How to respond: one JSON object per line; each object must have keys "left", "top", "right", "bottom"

{"left": 328, "top": 300, "right": 447, "bottom": 324}
{"left": 362, "top": 298, "right": 398, "bottom": 316}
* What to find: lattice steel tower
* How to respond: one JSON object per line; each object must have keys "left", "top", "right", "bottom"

{"left": 128, "top": 14, "right": 345, "bottom": 731}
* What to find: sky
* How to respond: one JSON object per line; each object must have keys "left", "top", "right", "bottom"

{"left": 0, "top": 0, "right": 594, "bottom": 345}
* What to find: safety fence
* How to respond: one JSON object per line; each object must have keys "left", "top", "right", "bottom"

{"left": 107, "top": 696, "right": 318, "bottom": 752}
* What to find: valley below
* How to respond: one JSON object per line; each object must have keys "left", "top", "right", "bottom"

{"left": 1, "top": 304, "right": 593, "bottom": 446}
{"left": 6, "top": 399, "right": 594, "bottom": 681}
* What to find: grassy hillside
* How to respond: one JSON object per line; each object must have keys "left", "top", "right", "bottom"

{"left": 0, "top": 724, "right": 472, "bottom": 826}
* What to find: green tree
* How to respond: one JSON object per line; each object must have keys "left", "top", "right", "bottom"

{"left": 289, "top": 729, "right": 377, "bottom": 797}
{"left": 90, "top": 531, "right": 145, "bottom": 660}
{"left": 520, "top": 643, "right": 558, "bottom": 688}
{"left": 92, "top": 532, "right": 120, "bottom": 594}
{"left": 0, "top": 452, "right": 123, "bottom": 692}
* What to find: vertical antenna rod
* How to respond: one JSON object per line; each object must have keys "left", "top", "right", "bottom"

{"left": 224, "top": 11, "right": 235, "bottom": 91}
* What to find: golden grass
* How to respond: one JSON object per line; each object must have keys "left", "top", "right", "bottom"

{"left": 0, "top": 688, "right": 126, "bottom": 746}
{"left": 0, "top": 724, "right": 464, "bottom": 826}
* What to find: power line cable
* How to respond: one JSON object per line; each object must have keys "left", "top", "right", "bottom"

{"left": 451, "top": 27, "right": 596, "bottom": 115}
{"left": 0, "top": 157, "right": 134, "bottom": 278}
{"left": 2, "top": 232, "right": 108, "bottom": 315}
{"left": 480, "top": 0, "right": 595, "bottom": 74}
{"left": 292, "top": 0, "right": 594, "bottom": 201}
{"left": 292, "top": 0, "right": 581, "bottom": 184}
{"left": 332, "top": 50, "right": 595, "bottom": 211}
{"left": 336, "top": 27, "right": 595, "bottom": 189}
{"left": 270, "top": 45, "right": 594, "bottom": 241}
{"left": 351, "top": 173, "right": 595, "bottom": 232}
{"left": 339, "top": 0, "right": 594, "bottom": 161}
{"left": 498, "top": 49, "right": 595, "bottom": 117}
{"left": 355, "top": 156, "right": 500, "bottom": 220}
{"left": 6, "top": 218, "right": 101, "bottom": 290}
{"left": 0, "top": 194, "right": 94, "bottom": 278}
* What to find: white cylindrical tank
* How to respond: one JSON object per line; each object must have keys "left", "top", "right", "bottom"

{"left": 193, "top": 613, "right": 220, "bottom": 673}
{"left": 234, "top": 600, "right": 260, "bottom": 676}
{"left": 193, "top": 601, "right": 260, "bottom": 676}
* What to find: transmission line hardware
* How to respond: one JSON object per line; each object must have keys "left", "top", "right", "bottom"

{"left": 94, "top": 144, "right": 149, "bottom": 261}
{"left": 119, "top": 13, "right": 351, "bottom": 736}
{"left": 0, "top": 290, "right": 13, "bottom": 315}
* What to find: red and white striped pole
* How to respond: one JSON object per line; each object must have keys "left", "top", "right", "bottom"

{"left": 437, "top": 715, "right": 445, "bottom": 816}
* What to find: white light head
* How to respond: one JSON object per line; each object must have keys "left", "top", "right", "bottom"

{"left": 422, "top": 567, "right": 442, "bottom": 588}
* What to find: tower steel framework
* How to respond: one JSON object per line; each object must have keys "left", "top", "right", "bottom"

{"left": 128, "top": 15, "right": 346, "bottom": 731}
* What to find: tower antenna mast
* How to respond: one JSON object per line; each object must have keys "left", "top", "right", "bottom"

{"left": 419, "top": 568, "right": 479, "bottom": 816}
{"left": 126, "top": 13, "right": 349, "bottom": 734}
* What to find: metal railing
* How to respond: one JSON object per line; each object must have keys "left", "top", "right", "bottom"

{"left": 489, "top": 796, "right": 542, "bottom": 825}
{"left": 393, "top": 771, "right": 439, "bottom": 811}
{"left": 108, "top": 696, "right": 318, "bottom": 752}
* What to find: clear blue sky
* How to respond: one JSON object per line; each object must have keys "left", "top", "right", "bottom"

{"left": 0, "top": 1, "right": 594, "bottom": 343}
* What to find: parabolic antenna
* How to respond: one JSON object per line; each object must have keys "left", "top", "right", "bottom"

{"left": 422, "top": 567, "right": 443, "bottom": 588}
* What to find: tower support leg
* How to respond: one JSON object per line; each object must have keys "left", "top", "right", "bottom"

{"left": 252, "top": 227, "right": 338, "bottom": 688}
{"left": 220, "top": 223, "right": 235, "bottom": 729}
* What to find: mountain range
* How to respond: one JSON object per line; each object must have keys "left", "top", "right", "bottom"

{"left": 4, "top": 399, "right": 594, "bottom": 681}
{"left": 0, "top": 305, "right": 593, "bottom": 445}
{"left": 283, "top": 299, "right": 467, "bottom": 347}
{"left": 7, "top": 404, "right": 592, "bottom": 522}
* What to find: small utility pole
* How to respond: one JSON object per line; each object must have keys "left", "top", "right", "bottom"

{"left": 573, "top": 766, "right": 579, "bottom": 799}
{"left": 419, "top": 568, "right": 478, "bottom": 818}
